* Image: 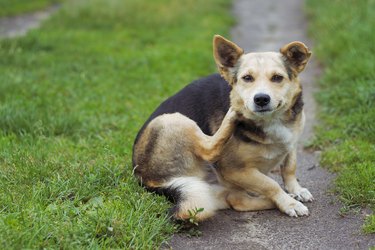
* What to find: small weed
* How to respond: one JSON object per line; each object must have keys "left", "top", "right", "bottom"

{"left": 174, "top": 208, "right": 205, "bottom": 237}
{"left": 188, "top": 207, "right": 204, "bottom": 226}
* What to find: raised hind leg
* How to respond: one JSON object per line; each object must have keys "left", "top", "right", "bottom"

{"left": 192, "top": 107, "right": 238, "bottom": 162}
{"left": 135, "top": 108, "right": 238, "bottom": 221}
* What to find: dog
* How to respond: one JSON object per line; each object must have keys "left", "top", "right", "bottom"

{"left": 132, "top": 35, "right": 313, "bottom": 221}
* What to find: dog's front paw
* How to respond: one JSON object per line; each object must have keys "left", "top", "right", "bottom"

{"left": 277, "top": 194, "right": 310, "bottom": 217}
{"left": 288, "top": 188, "right": 314, "bottom": 203}
{"left": 283, "top": 201, "right": 309, "bottom": 217}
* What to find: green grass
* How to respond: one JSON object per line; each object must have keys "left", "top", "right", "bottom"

{"left": 364, "top": 214, "right": 375, "bottom": 234}
{"left": 306, "top": 0, "right": 375, "bottom": 233}
{"left": 0, "top": 0, "right": 233, "bottom": 248}
{"left": 0, "top": 0, "right": 60, "bottom": 17}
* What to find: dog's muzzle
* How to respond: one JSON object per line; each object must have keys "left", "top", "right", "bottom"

{"left": 254, "top": 93, "right": 271, "bottom": 112}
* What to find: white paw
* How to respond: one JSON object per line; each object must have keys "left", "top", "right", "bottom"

{"left": 284, "top": 201, "right": 309, "bottom": 217}
{"left": 289, "top": 188, "right": 314, "bottom": 203}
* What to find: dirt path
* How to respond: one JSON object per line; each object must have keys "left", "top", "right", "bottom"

{"left": 0, "top": 5, "right": 58, "bottom": 38}
{"left": 168, "top": 0, "right": 375, "bottom": 249}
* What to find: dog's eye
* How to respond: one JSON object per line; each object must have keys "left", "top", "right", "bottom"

{"left": 242, "top": 75, "right": 254, "bottom": 82}
{"left": 271, "top": 74, "right": 284, "bottom": 83}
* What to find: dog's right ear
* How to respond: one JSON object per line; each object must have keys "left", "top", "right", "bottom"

{"left": 213, "top": 35, "right": 244, "bottom": 85}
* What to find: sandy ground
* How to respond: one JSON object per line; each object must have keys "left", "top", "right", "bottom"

{"left": 168, "top": 0, "right": 375, "bottom": 249}
{"left": 0, "top": 5, "right": 58, "bottom": 38}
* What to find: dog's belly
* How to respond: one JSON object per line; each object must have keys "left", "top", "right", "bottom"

{"left": 218, "top": 138, "right": 289, "bottom": 174}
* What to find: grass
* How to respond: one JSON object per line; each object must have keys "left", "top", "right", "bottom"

{"left": 0, "top": 0, "right": 233, "bottom": 248}
{"left": 306, "top": 0, "right": 375, "bottom": 233}
{"left": 0, "top": 0, "right": 60, "bottom": 17}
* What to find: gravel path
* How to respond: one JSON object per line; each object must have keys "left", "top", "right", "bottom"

{"left": 168, "top": 0, "right": 375, "bottom": 249}
{"left": 0, "top": 5, "right": 58, "bottom": 38}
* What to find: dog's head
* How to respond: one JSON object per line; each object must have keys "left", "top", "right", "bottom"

{"left": 213, "top": 35, "right": 311, "bottom": 121}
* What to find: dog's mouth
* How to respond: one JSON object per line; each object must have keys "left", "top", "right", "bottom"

{"left": 255, "top": 108, "right": 272, "bottom": 113}
{"left": 252, "top": 101, "right": 283, "bottom": 115}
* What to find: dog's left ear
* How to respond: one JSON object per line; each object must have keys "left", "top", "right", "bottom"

{"left": 213, "top": 35, "right": 244, "bottom": 84}
{"left": 280, "top": 41, "right": 311, "bottom": 74}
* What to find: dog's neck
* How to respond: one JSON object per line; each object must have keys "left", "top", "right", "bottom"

{"left": 234, "top": 118, "right": 267, "bottom": 144}
{"left": 234, "top": 103, "right": 303, "bottom": 145}
{"left": 235, "top": 117, "right": 298, "bottom": 145}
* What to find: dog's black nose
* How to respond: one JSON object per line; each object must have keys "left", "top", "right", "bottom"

{"left": 254, "top": 93, "right": 270, "bottom": 107}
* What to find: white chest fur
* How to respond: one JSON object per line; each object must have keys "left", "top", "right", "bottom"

{"left": 263, "top": 121, "right": 296, "bottom": 145}
{"left": 257, "top": 120, "right": 298, "bottom": 162}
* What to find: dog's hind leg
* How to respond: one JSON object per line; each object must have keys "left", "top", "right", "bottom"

{"left": 135, "top": 111, "right": 237, "bottom": 221}
{"left": 193, "top": 108, "right": 238, "bottom": 162}
{"left": 163, "top": 108, "right": 238, "bottom": 220}
{"left": 226, "top": 190, "right": 275, "bottom": 212}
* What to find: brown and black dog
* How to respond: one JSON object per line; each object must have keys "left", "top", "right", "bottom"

{"left": 132, "top": 35, "right": 313, "bottom": 221}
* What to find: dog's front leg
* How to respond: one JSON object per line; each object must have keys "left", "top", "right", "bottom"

{"left": 194, "top": 108, "right": 237, "bottom": 162}
{"left": 281, "top": 150, "right": 314, "bottom": 202}
{"left": 223, "top": 167, "right": 309, "bottom": 217}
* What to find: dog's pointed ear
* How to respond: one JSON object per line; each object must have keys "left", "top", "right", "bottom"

{"left": 280, "top": 41, "right": 311, "bottom": 74}
{"left": 213, "top": 35, "right": 243, "bottom": 84}
{"left": 213, "top": 35, "right": 243, "bottom": 68}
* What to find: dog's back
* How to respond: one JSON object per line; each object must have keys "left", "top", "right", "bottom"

{"left": 133, "top": 73, "right": 230, "bottom": 147}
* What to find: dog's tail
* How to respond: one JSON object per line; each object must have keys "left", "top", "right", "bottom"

{"left": 150, "top": 176, "right": 229, "bottom": 221}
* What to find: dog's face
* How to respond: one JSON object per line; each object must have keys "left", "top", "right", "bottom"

{"left": 213, "top": 35, "right": 311, "bottom": 120}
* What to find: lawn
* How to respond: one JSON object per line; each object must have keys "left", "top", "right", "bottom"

{"left": 306, "top": 0, "right": 375, "bottom": 233}
{"left": 0, "top": 0, "right": 60, "bottom": 17}
{"left": 0, "top": 0, "right": 233, "bottom": 248}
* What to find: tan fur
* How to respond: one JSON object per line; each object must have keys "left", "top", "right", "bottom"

{"left": 226, "top": 191, "right": 275, "bottom": 211}
{"left": 133, "top": 35, "right": 313, "bottom": 220}
{"left": 193, "top": 108, "right": 238, "bottom": 162}
{"left": 212, "top": 35, "right": 312, "bottom": 217}
{"left": 133, "top": 108, "right": 237, "bottom": 187}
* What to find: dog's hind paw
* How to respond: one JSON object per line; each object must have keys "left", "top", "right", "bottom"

{"left": 289, "top": 188, "right": 314, "bottom": 203}
{"left": 284, "top": 201, "right": 309, "bottom": 217}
